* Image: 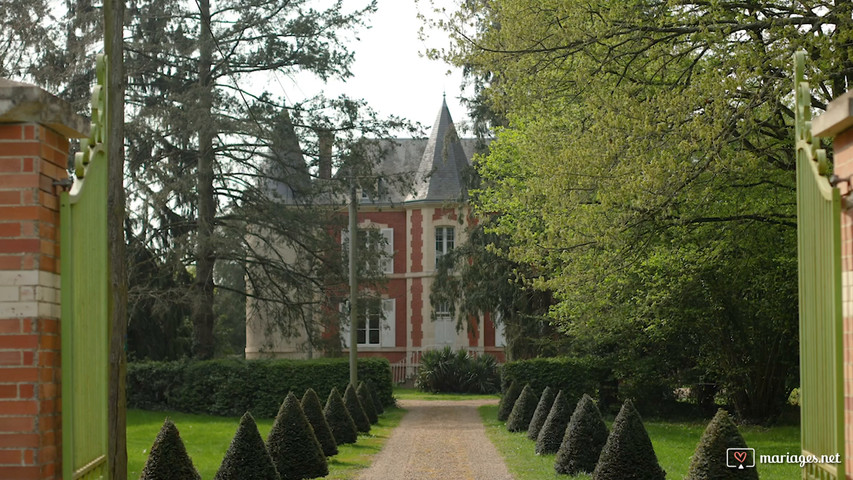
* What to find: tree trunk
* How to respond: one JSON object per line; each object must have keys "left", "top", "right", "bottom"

{"left": 192, "top": 0, "right": 216, "bottom": 359}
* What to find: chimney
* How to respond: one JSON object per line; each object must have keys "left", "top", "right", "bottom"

{"left": 318, "top": 129, "right": 333, "bottom": 180}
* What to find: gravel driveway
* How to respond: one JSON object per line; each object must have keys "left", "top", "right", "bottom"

{"left": 357, "top": 398, "right": 513, "bottom": 480}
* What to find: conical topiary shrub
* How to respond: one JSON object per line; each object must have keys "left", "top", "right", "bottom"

{"left": 685, "top": 409, "right": 759, "bottom": 479}
{"left": 506, "top": 384, "right": 538, "bottom": 432}
{"left": 357, "top": 382, "right": 379, "bottom": 425}
{"left": 593, "top": 399, "right": 665, "bottom": 480}
{"left": 301, "top": 388, "right": 338, "bottom": 457}
{"left": 266, "top": 392, "right": 328, "bottom": 480}
{"left": 213, "top": 412, "right": 280, "bottom": 480}
{"left": 527, "top": 386, "right": 556, "bottom": 440}
{"left": 140, "top": 419, "right": 201, "bottom": 480}
{"left": 554, "top": 393, "right": 608, "bottom": 473}
{"left": 344, "top": 383, "right": 371, "bottom": 433}
{"left": 324, "top": 387, "right": 358, "bottom": 445}
{"left": 367, "top": 380, "right": 384, "bottom": 415}
{"left": 497, "top": 380, "right": 522, "bottom": 421}
{"left": 536, "top": 390, "right": 574, "bottom": 455}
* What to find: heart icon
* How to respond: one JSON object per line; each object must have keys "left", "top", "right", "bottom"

{"left": 733, "top": 451, "right": 747, "bottom": 464}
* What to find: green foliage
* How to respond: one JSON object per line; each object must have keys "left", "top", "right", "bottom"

{"left": 343, "top": 383, "right": 371, "bottom": 433}
{"left": 526, "top": 386, "right": 554, "bottom": 441}
{"left": 415, "top": 347, "right": 500, "bottom": 394}
{"left": 323, "top": 387, "right": 358, "bottom": 445}
{"left": 140, "top": 419, "right": 201, "bottom": 480}
{"left": 301, "top": 388, "right": 338, "bottom": 457}
{"left": 357, "top": 382, "right": 379, "bottom": 425}
{"left": 266, "top": 393, "right": 328, "bottom": 480}
{"left": 501, "top": 357, "right": 604, "bottom": 408}
{"left": 506, "top": 384, "right": 537, "bottom": 432}
{"left": 367, "top": 380, "right": 384, "bottom": 415}
{"left": 686, "top": 409, "right": 758, "bottom": 480}
{"left": 535, "top": 390, "right": 573, "bottom": 455}
{"left": 554, "top": 393, "right": 608, "bottom": 474}
{"left": 127, "top": 357, "right": 393, "bottom": 417}
{"left": 593, "top": 400, "right": 665, "bottom": 480}
{"left": 497, "top": 380, "right": 521, "bottom": 422}
{"left": 213, "top": 412, "right": 280, "bottom": 480}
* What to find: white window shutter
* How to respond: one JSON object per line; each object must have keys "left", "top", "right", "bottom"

{"left": 381, "top": 228, "right": 394, "bottom": 273}
{"left": 340, "top": 303, "right": 350, "bottom": 348}
{"left": 494, "top": 312, "right": 506, "bottom": 348}
{"left": 381, "top": 298, "right": 396, "bottom": 347}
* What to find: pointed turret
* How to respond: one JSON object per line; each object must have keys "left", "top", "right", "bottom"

{"left": 406, "top": 99, "right": 470, "bottom": 203}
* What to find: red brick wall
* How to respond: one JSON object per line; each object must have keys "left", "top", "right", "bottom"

{"left": 0, "top": 122, "right": 65, "bottom": 480}
{"left": 410, "top": 209, "right": 423, "bottom": 273}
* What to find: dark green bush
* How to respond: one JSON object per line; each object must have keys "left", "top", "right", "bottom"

{"left": 685, "top": 409, "right": 758, "bottom": 480}
{"left": 357, "top": 382, "right": 379, "bottom": 425}
{"left": 344, "top": 383, "right": 371, "bottom": 433}
{"left": 501, "top": 357, "right": 603, "bottom": 408}
{"left": 536, "top": 390, "right": 573, "bottom": 455}
{"left": 266, "top": 393, "right": 328, "bottom": 480}
{"left": 213, "top": 412, "right": 280, "bottom": 480}
{"left": 323, "top": 387, "right": 357, "bottom": 445}
{"left": 301, "top": 388, "right": 338, "bottom": 457}
{"left": 506, "top": 384, "right": 537, "bottom": 432}
{"left": 140, "top": 419, "right": 201, "bottom": 480}
{"left": 367, "top": 380, "right": 384, "bottom": 415}
{"left": 415, "top": 347, "right": 500, "bottom": 394}
{"left": 127, "top": 357, "right": 393, "bottom": 417}
{"left": 593, "top": 400, "right": 665, "bottom": 480}
{"left": 497, "top": 380, "right": 521, "bottom": 422}
{"left": 527, "top": 386, "right": 555, "bottom": 440}
{"left": 554, "top": 393, "right": 608, "bottom": 474}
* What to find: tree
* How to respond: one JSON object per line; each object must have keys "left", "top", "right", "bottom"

{"left": 685, "top": 409, "right": 758, "bottom": 480}
{"left": 323, "top": 387, "right": 358, "bottom": 445}
{"left": 301, "top": 388, "right": 338, "bottom": 457}
{"left": 506, "top": 384, "right": 537, "bottom": 432}
{"left": 554, "top": 393, "right": 608, "bottom": 474}
{"left": 343, "top": 383, "right": 370, "bottom": 433}
{"left": 593, "top": 400, "right": 665, "bottom": 480}
{"left": 536, "top": 390, "right": 573, "bottom": 456}
{"left": 266, "top": 392, "right": 328, "bottom": 480}
{"left": 497, "top": 380, "right": 521, "bottom": 422}
{"left": 214, "top": 412, "right": 280, "bottom": 480}
{"left": 140, "top": 419, "right": 201, "bottom": 480}
{"left": 424, "top": 0, "right": 845, "bottom": 421}
{"left": 526, "top": 386, "right": 554, "bottom": 441}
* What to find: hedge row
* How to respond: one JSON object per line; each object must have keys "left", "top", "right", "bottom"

{"left": 501, "top": 357, "right": 604, "bottom": 407}
{"left": 128, "top": 357, "right": 393, "bottom": 418}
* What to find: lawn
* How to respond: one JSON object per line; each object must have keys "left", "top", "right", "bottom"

{"left": 127, "top": 406, "right": 405, "bottom": 479}
{"left": 478, "top": 405, "right": 801, "bottom": 480}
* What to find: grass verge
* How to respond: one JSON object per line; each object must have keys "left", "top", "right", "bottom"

{"left": 478, "top": 405, "right": 800, "bottom": 480}
{"left": 128, "top": 406, "right": 405, "bottom": 479}
{"left": 394, "top": 386, "right": 500, "bottom": 402}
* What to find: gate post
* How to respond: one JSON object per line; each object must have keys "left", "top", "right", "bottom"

{"left": 0, "top": 79, "right": 87, "bottom": 479}
{"left": 813, "top": 90, "right": 853, "bottom": 478}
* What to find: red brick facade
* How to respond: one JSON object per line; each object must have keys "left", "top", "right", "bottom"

{"left": 0, "top": 121, "right": 70, "bottom": 479}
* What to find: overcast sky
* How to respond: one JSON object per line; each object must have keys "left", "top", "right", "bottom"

{"left": 283, "top": 0, "right": 470, "bottom": 137}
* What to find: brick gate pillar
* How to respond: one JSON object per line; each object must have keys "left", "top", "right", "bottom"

{"left": 814, "top": 91, "right": 853, "bottom": 479}
{"left": 0, "top": 79, "right": 87, "bottom": 480}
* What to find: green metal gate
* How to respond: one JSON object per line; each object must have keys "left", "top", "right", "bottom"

{"left": 60, "top": 53, "right": 110, "bottom": 480}
{"left": 795, "top": 51, "right": 846, "bottom": 480}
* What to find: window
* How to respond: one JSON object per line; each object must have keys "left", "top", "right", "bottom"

{"left": 340, "top": 298, "right": 396, "bottom": 348}
{"left": 341, "top": 227, "right": 394, "bottom": 274}
{"left": 358, "top": 302, "right": 382, "bottom": 346}
{"left": 435, "top": 226, "right": 455, "bottom": 267}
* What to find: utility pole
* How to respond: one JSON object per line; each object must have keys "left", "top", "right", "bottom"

{"left": 348, "top": 176, "right": 358, "bottom": 386}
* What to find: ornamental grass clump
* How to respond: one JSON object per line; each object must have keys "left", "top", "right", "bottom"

{"left": 554, "top": 393, "right": 608, "bottom": 474}
{"left": 324, "top": 387, "right": 358, "bottom": 445}
{"left": 213, "top": 412, "right": 280, "bottom": 480}
{"left": 344, "top": 383, "right": 371, "bottom": 433}
{"left": 527, "top": 386, "right": 556, "bottom": 440}
{"left": 506, "top": 384, "right": 538, "bottom": 432}
{"left": 497, "top": 380, "right": 522, "bottom": 422}
{"left": 593, "top": 399, "right": 665, "bottom": 480}
{"left": 301, "top": 388, "right": 338, "bottom": 457}
{"left": 536, "top": 390, "right": 573, "bottom": 455}
{"left": 357, "top": 382, "right": 379, "bottom": 425}
{"left": 140, "top": 419, "right": 201, "bottom": 480}
{"left": 266, "top": 392, "right": 328, "bottom": 480}
{"left": 685, "top": 409, "right": 758, "bottom": 479}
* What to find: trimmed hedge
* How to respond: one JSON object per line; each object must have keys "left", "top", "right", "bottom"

{"left": 324, "top": 387, "right": 358, "bottom": 445}
{"left": 267, "top": 392, "right": 328, "bottom": 480}
{"left": 214, "top": 412, "right": 280, "bottom": 480}
{"left": 685, "top": 409, "right": 758, "bottom": 480}
{"left": 527, "top": 386, "right": 555, "bottom": 440}
{"left": 357, "top": 382, "right": 379, "bottom": 425}
{"left": 497, "top": 380, "right": 521, "bottom": 422}
{"left": 127, "top": 357, "right": 393, "bottom": 418}
{"left": 344, "top": 383, "right": 371, "bottom": 433}
{"left": 301, "top": 389, "right": 338, "bottom": 457}
{"left": 536, "top": 390, "right": 573, "bottom": 455}
{"left": 140, "top": 419, "right": 201, "bottom": 480}
{"left": 593, "top": 399, "right": 665, "bottom": 480}
{"left": 501, "top": 357, "right": 603, "bottom": 408}
{"left": 554, "top": 393, "right": 608, "bottom": 474}
{"left": 506, "top": 384, "right": 537, "bottom": 432}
